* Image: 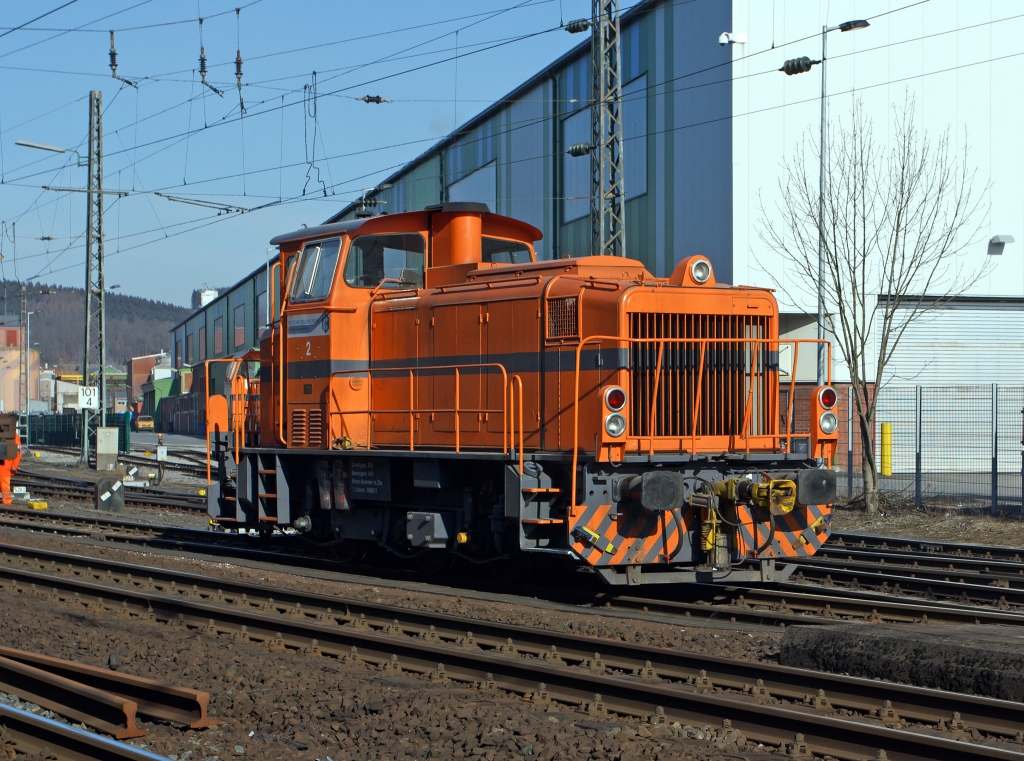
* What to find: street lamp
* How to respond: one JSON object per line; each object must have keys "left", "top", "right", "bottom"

{"left": 14, "top": 139, "right": 85, "bottom": 168}
{"left": 780, "top": 19, "right": 869, "bottom": 386}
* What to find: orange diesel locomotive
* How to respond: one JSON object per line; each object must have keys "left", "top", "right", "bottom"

{"left": 207, "top": 203, "right": 838, "bottom": 585}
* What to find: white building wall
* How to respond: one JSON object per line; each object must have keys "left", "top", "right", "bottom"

{"left": 731, "top": 0, "right": 1024, "bottom": 384}
{"left": 733, "top": 0, "right": 1024, "bottom": 303}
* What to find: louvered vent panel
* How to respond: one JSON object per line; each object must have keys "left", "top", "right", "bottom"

{"left": 307, "top": 409, "right": 323, "bottom": 448}
{"left": 628, "top": 312, "right": 775, "bottom": 439}
{"left": 547, "top": 297, "right": 578, "bottom": 339}
{"left": 290, "top": 408, "right": 307, "bottom": 447}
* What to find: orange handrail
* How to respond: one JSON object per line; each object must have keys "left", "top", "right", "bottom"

{"left": 277, "top": 261, "right": 298, "bottom": 446}
{"left": 510, "top": 374, "right": 524, "bottom": 475}
{"left": 204, "top": 357, "right": 246, "bottom": 484}
{"left": 328, "top": 362, "right": 511, "bottom": 453}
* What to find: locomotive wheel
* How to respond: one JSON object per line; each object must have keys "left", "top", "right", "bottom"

{"left": 331, "top": 542, "right": 365, "bottom": 564}
{"left": 414, "top": 551, "right": 454, "bottom": 575}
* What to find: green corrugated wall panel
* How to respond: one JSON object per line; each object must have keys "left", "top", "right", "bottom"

{"left": 383, "top": 155, "right": 443, "bottom": 212}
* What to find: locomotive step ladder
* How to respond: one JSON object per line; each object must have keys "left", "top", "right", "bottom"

{"left": 236, "top": 452, "right": 290, "bottom": 527}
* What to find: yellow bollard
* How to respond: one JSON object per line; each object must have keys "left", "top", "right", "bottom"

{"left": 881, "top": 423, "right": 893, "bottom": 476}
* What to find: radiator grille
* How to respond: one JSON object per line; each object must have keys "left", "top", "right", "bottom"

{"left": 290, "top": 408, "right": 307, "bottom": 447}
{"left": 307, "top": 409, "right": 323, "bottom": 448}
{"left": 547, "top": 297, "right": 578, "bottom": 339}
{"left": 628, "top": 312, "right": 775, "bottom": 439}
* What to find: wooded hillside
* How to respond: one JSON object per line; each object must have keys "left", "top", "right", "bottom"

{"left": 0, "top": 282, "right": 190, "bottom": 370}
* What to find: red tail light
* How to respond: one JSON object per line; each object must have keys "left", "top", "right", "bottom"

{"left": 605, "top": 387, "right": 626, "bottom": 411}
{"left": 818, "top": 387, "right": 837, "bottom": 409}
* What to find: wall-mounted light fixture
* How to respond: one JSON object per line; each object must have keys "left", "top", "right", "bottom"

{"left": 988, "top": 235, "right": 1015, "bottom": 255}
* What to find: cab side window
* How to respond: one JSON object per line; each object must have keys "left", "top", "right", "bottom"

{"left": 344, "top": 234, "right": 425, "bottom": 289}
{"left": 482, "top": 237, "right": 532, "bottom": 264}
{"left": 291, "top": 238, "right": 341, "bottom": 303}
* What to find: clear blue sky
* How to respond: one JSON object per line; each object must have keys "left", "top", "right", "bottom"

{"left": 0, "top": 0, "right": 591, "bottom": 305}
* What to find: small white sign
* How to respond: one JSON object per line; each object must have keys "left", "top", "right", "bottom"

{"left": 78, "top": 386, "right": 99, "bottom": 410}
{"left": 156, "top": 445, "right": 168, "bottom": 462}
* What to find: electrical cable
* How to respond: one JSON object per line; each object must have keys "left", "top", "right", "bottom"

{"left": 0, "top": 0, "right": 155, "bottom": 61}
{"left": 0, "top": 1, "right": 78, "bottom": 41}
{"left": 0, "top": 0, "right": 991, "bottom": 262}
{"left": 84, "top": 0, "right": 943, "bottom": 180}
{"left": 0, "top": 0, "right": 262, "bottom": 35}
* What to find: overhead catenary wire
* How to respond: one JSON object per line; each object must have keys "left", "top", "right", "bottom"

{"left": 0, "top": 1, "right": 78, "bottom": 41}
{"left": 33, "top": 36, "right": 1024, "bottom": 280}
{"left": 0, "top": 0, "right": 155, "bottom": 61}
{"left": 0, "top": 0, "right": 987, "bottom": 280}
{"left": 0, "top": 0, "right": 986, "bottom": 220}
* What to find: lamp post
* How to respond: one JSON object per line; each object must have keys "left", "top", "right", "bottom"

{"left": 781, "top": 19, "right": 869, "bottom": 386}
{"left": 14, "top": 139, "right": 84, "bottom": 168}
{"left": 25, "top": 311, "right": 36, "bottom": 410}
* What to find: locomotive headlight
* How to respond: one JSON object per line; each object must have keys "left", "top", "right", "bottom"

{"left": 604, "top": 386, "right": 626, "bottom": 411}
{"left": 605, "top": 413, "right": 626, "bottom": 438}
{"left": 690, "top": 258, "right": 712, "bottom": 284}
{"left": 819, "top": 411, "right": 838, "bottom": 435}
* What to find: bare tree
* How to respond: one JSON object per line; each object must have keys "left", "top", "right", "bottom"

{"left": 758, "top": 96, "right": 987, "bottom": 513}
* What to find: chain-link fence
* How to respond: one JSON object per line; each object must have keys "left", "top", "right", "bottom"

{"left": 836, "top": 384, "right": 1024, "bottom": 511}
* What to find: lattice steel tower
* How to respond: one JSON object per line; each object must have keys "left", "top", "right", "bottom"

{"left": 81, "top": 90, "right": 106, "bottom": 463}
{"left": 590, "top": 0, "right": 626, "bottom": 257}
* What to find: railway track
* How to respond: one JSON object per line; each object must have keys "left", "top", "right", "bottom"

{"left": 1, "top": 541, "right": 1023, "bottom": 761}
{"left": 783, "top": 530, "right": 1024, "bottom": 608}
{"left": 832, "top": 531, "right": 1024, "bottom": 562}
{"left": 29, "top": 444, "right": 208, "bottom": 478}
{"left": 4, "top": 505, "right": 1024, "bottom": 630}
{"left": 12, "top": 470, "right": 206, "bottom": 512}
{"left": 0, "top": 702, "right": 166, "bottom": 761}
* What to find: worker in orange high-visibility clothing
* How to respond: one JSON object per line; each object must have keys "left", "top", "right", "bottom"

{"left": 0, "top": 431, "right": 22, "bottom": 505}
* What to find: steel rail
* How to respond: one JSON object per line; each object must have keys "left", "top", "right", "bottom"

{"left": 807, "top": 546, "right": 1024, "bottom": 580}
{"left": 787, "top": 563, "right": 1024, "bottom": 608}
{"left": 11, "top": 473, "right": 206, "bottom": 511}
{"left": 0, "top": 701, "right": 167, "bottom": 761}
{"left": 0, "top": 645, "right": 213, "bottom": 730}
{"left": 832, "top": 532, "right": 1024, "bottom": 562}
{"left": 0, "top": 547, "right": 1021, "bottom": 760}
{"left": 27, "top": 444, "right": 208, "bottom": 477}
{"left": 0, "top": 654, "right": 146, "bottom": 739}
{"left": 0, "top": 541, "right": 1023, "bottom": 745}
{"left": 608, "top": 586, "right": 1024, "bottom": 626}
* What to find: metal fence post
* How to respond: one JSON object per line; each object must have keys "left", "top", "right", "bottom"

{"left": 992, "top": 383, "right": 999, "bottom": 514}
{"left": 847, "top": 386, "right": 854, "bottom": 498}
{"left": 915, "top": 385, "right": 922, "bottom": 507}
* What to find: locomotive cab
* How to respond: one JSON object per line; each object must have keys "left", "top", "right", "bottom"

{"left": 209, "top": 203, "right": 837, "bottom": 586}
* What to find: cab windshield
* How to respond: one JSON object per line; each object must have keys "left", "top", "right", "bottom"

{"left": 344, "top": 233, "right": 425, "bottom": 289}
{"left": 291, "top": 238, "right": 341, "bottom": 303}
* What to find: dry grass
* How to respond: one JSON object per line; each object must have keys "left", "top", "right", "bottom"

{"left": 832, "top": 493, "right": 1024, "bottom": 547}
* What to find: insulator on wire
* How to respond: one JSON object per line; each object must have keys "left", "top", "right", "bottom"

{"left": 565, "top": 18, "right": 590, "bottom": 33}
{"left": 567, "top": 142, "right": 594, "bottom": 157}
{"left": 196, "top": 17, "right": 224, "bottom": 98}
{"left": 109, "top": 31, "right": 117, "bottom": 78}
{"left": 107, "top": 30, "right": 136, "bottom": 87}
{"left": 779, "top": 56, "right": 818, "bottom": 76}
{"left": 235, "top": 50, "right": 243, "bottom": 89}
{"left": 358, "top": 95, "right": 392, "bottom": 104}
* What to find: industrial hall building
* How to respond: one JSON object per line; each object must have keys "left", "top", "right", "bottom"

{"left": 170, "top": 0, "right": 1023, "bottom": 398}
